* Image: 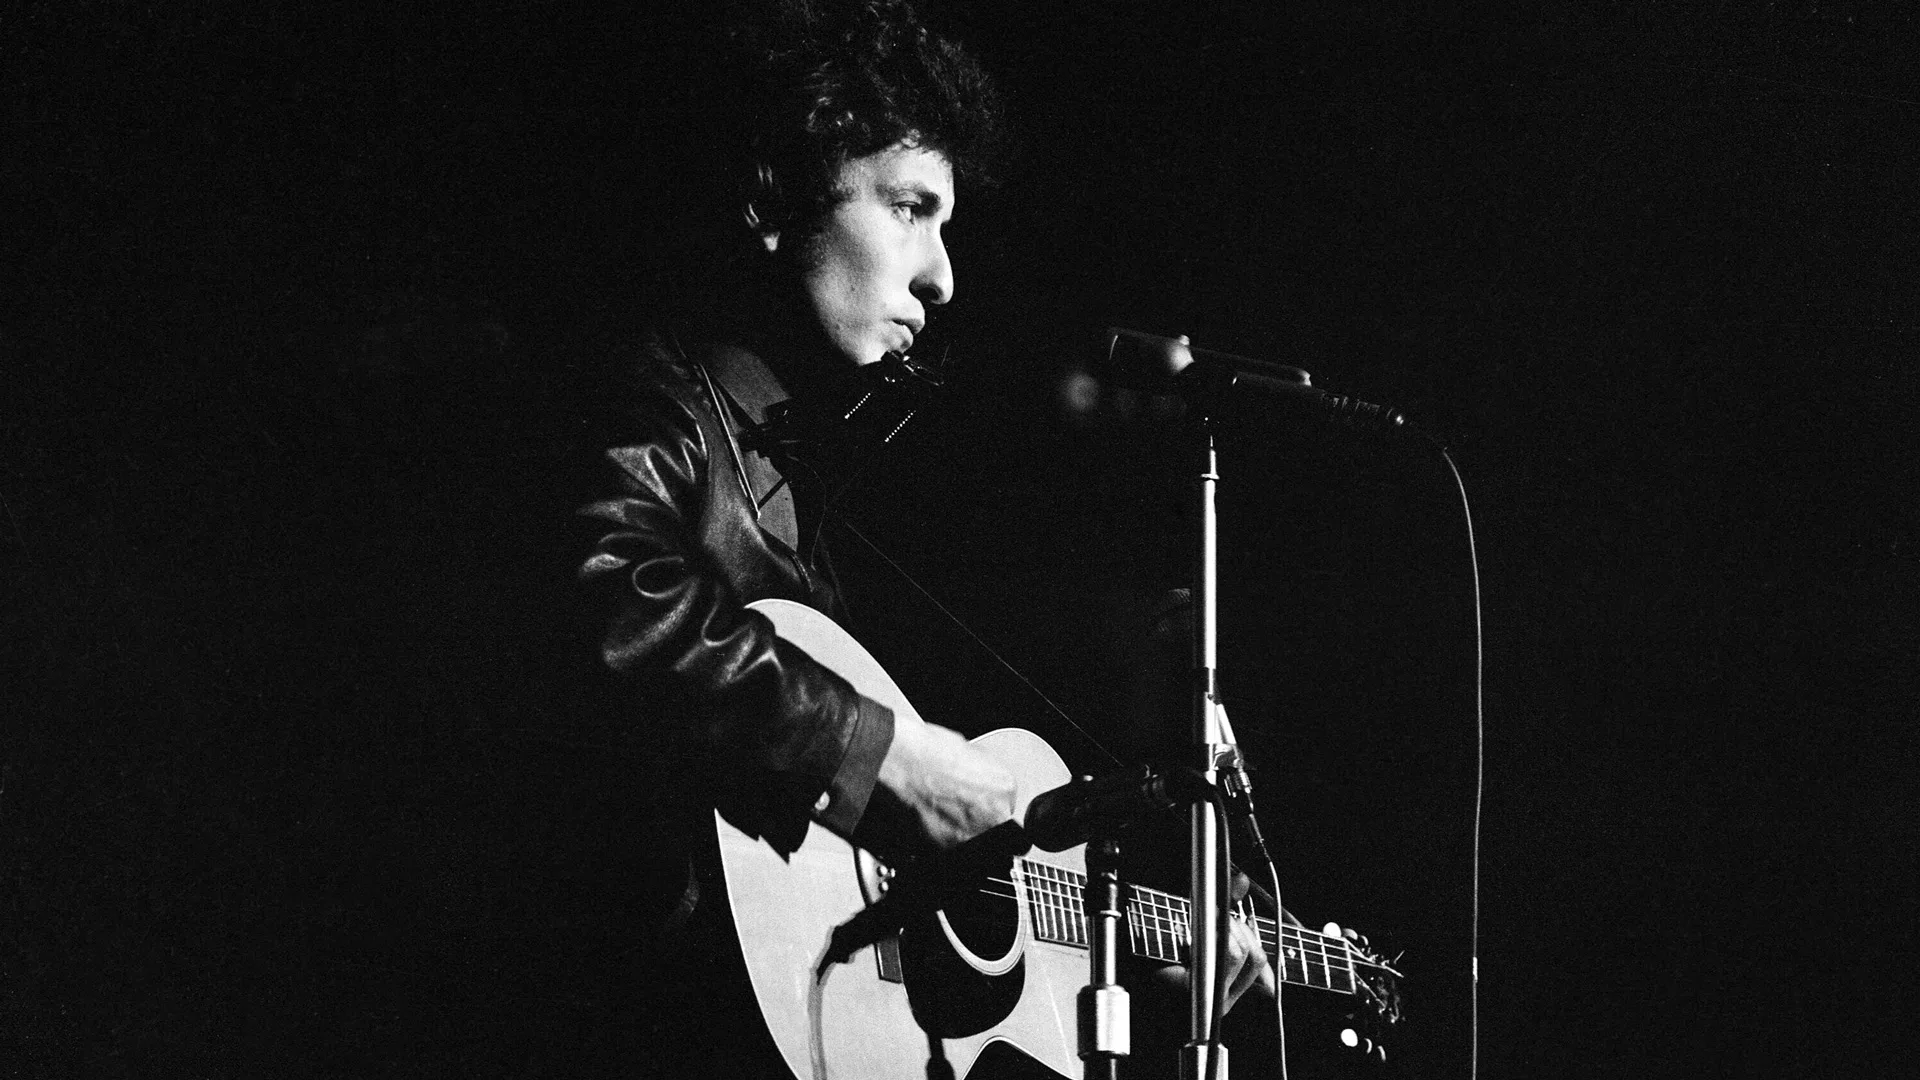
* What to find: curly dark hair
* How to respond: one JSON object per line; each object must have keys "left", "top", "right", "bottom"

{"left": 731, "top": 0, "right": 1003, "bottom": 234}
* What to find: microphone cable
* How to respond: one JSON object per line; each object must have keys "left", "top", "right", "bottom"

{"left": 1423, "top": 431, "right": 1485, "bottom": 1080}
{"left": 1230, "top": 776, "right": 1289, "bottom": 1080}
{"left": 1264, "top": 840, "right": 1288, "bottom": 1080}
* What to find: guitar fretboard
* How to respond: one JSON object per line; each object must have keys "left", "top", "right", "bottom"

{"left": 1012, "top": 858, "right": 1359, "bottom": 995}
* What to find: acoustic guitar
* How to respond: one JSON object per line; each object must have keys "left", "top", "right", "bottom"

{"left": 717, "top": 599, "right": 1401, "bottom": 1079}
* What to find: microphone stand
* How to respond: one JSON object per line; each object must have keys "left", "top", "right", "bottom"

{"left": 1182, "top": 419, "right": 1233, "bottom": 1080}
{"left": 1080, "top": 834, "right": 1130, "bottom": 1080}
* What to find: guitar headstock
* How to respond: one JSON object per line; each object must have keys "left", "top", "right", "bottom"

{"left": 1331, "top": 924, "right": 1404, "bottom": 1065}
{"left": 1344, "top": 927, "right": 1404, "bottom": 1025}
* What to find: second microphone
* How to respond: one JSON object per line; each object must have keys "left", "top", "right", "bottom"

{"left": 1023, "top": 765, "right": 1215, "bottom": 852}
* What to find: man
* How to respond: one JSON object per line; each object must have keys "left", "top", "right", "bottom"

{"left": 575, "top": 2, "right": 1270, "bottom": 1074}
{"left": 577, "top": 0, "right": 1016, "bottom": 884}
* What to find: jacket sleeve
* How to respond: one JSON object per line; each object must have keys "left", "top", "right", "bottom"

{"left": 575, "top": 379, "right": 891, "bottom": 837}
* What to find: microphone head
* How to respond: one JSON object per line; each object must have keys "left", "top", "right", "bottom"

{"left": 1093, "top": 328, "right": 1410, "bottom": 436}
{"left": 1104, "top": 328, "right": 1314, "bottom": 388}
{"left": 1103, "top": 327, "right": 1196, "bottom": 387}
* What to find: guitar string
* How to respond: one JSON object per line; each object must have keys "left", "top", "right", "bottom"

{"left": 972, "top": 874, "right": 1363, "bottom": 986}
{"left": 980, "top": 873, "right": 1350, "bottom": 955}
{"left": 1005, "top": 860, "right": 1352, "bottom": 964}
{"left": 947, "top": 926, "right": 1352, "bottom": 992}
{"left": 986, "top": 873, "right": 1348, "bottom": 952}
{"left": 950, "top": 887, "right": 1355, "bottom": 990}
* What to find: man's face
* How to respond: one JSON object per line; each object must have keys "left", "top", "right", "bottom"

{"left": 779, "top": 143, "right": 956, "bottom": 367}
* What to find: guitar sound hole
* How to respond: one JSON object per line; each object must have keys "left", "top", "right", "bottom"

{"left": 901, "top": 850, "right": 1026, "bottom": 1038}
{"left": 937, "top": 856, "right": 1020, "bottom": 965}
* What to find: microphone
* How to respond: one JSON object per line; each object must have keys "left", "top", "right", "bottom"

{"left": 1023, "top": 766, "right": 1214, "bottom": 852}
{"left": 1102, "top": 328, "right": 1407, "bottom": 434}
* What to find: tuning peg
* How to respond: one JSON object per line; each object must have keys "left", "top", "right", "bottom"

{"left": 1340, "top": 1029, "right": 1388, "bottom": 1058}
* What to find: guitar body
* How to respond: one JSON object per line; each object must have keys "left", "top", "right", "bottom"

{"left": 717, "top": 599, "right": 1085, "bottom": 1080}
{"left": 716, "top": 600, "right": 1403, "bottom": 1079}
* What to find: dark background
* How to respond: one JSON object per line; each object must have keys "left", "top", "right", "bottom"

{"left": 5, "top": 2, "right": 1915, "bottom": 1078}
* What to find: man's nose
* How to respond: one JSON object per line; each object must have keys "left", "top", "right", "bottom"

{"left": 913, "top": 232, "right": 954, "bottom": 306}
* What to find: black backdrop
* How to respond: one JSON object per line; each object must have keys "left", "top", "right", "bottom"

{"left": 6, "top": 2, "right": 1916, "bottom": 1078}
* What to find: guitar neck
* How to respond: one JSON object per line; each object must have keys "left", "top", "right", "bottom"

{"left": 1014, "top": 857, "right": 1363, "bottom": 996}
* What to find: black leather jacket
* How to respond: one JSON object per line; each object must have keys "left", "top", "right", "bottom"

{"left": 576, "top": 330, "right": 893, "bottom": 856}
